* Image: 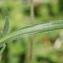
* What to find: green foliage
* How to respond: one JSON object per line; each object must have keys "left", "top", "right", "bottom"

{"left": 0, "top": 18, "right": 63, "bottom": 58}
{"left": 0, "top": 0, "right": 63, "bottom": 63}
{"left": 0, "top": 20, "right": 63, "bottom": 45}
{"left": 2, "top": 16, "right": 9, "bottom": 37}
{"left": 0, "top": 44, "right": 6, "bottom": 55}
{"left": 0, "top": 16, "right": 9, "bottom": 56}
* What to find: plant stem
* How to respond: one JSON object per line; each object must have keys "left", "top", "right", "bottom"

{"left": 0, "top": 20, "right": 63, "bottom": 46}
{"left": 29, "top": 0, "right": 34, "bottom": 63}
{"left": 30, "top": 0, "right": 34, "bottom": 22}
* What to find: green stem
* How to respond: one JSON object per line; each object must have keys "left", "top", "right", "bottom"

{"left": 30, "top": 0, "right": 34, "bottom": 62}
{"left": 0, "top": 20, "right": 63, "bottom": 45}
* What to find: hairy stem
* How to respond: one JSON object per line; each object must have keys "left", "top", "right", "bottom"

{"left": 0, "top": 20, "right": 63, "bottom": 45}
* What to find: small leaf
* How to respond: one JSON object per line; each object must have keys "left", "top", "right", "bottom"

{"left": 2, "top": 16, "right": 9, "bottom": 37}
{"left": 0, "top": 44, "right": 6, "bottom": 55}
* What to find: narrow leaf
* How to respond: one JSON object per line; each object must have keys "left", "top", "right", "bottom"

{"left": 0, "top": 44, "right": 6, "bottom": 55}
{"left": 0, "top": 17, "right": 9, "bottom": 55}
{"left": 2, "top": 16, "right": 9, "bottom": 37}
{"left": 0, "top": 20, "right": 63, "bottom": 45}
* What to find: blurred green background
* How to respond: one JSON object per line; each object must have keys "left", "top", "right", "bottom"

{"left": 0, "top": 0, "right": 63, "bottom": 63}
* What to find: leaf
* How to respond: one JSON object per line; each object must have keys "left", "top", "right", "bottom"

{"left": 0, "top": 16, "right": 9, "bottom": 56}
{"left": 0, "top": 32, "right": 6, "bottom": 55}
{"left": 0, "top": 20, "right": 63, "bottom": 45}
{"left": 0, "top": 44, "right": 6, "bottom": 55}
{"left": 2, "top": 16, "right": 9, "bottom": 37}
